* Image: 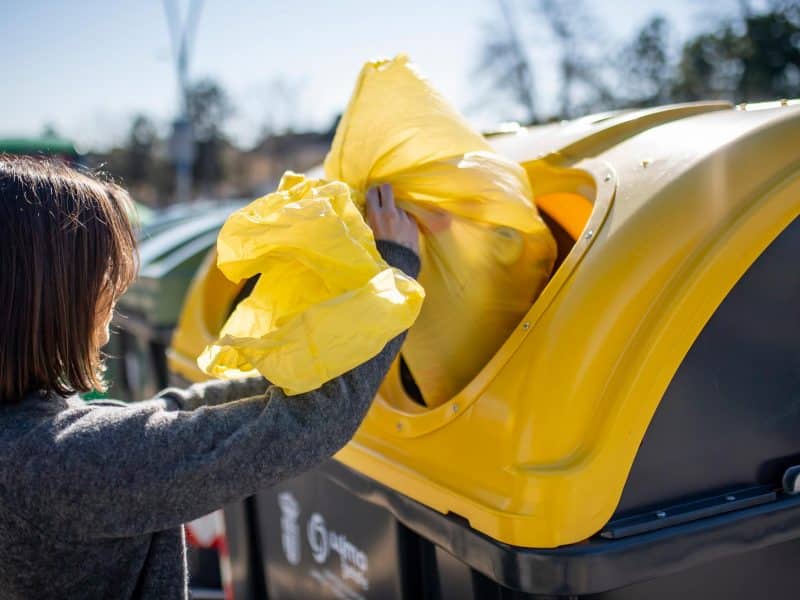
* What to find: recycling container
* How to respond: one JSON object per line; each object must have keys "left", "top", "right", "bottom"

{"left": 169, "top": 99, "right": 800, "bottom": 599}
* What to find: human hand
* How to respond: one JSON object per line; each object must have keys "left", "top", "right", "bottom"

{"left": 365, "top": 184, "right": 419, "bottom": 255}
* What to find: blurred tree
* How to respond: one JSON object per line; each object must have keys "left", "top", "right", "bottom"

{"left": 187, "top": 78, "right": 233, "bottom": 194}
{"left": 474, "top": 0, "right": 538, "bottom": 123}
{"left": 673, "top": 2, "right": 800, "bottom": 101}
{"left": 41, "top": 123, "right": 61, "bottom": 139}
{"left": 673, "top": 26, "right": 749, "bottom": 100}
{"left": 475, "top": 0, "right": 615, "bottom": 122}
{"left": 534, "top": 0, "right": 614, "bottom": 118}
{"left": 617, "top": 16, "right": 675, "bottom": 107}
{"left": 126, "top": 115, "right": 157, "bottom": 187}
{"left": 94, "top": 115, "right": 173, "bottom": 206}
{"left": 259, "top": 77, "right": 304, "bottom": 136}
{"left": 475, "top": 0, "right": 799, "bottom": 120}
{"left": 773, "top": 0, "right": 800, "bottom": 22}
{"left": 738, "top": 3, "right": 800, "bottom": 100}
{"left": 533, "top": 0, "right": 608, "bottom": 119}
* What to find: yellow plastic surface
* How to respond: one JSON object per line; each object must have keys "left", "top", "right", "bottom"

{"left": 170, "top": 99, "right": 800, "bottom": 548}
{"left": 325, "top": 55, "right": 556, "bottom": 405}
{"left": 168, "top": 247, "right": 235, "bottom": 385}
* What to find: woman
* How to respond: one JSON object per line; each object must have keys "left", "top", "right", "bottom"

{"left": 0, "top": 156, "right": 419, "bottom": 599}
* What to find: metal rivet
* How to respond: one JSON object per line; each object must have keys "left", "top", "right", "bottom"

{"left": 396, "top": 422, "right": 404, "bottom": 432}
{"left": 603, "top": 173, "right": 612, "bottom": 182}
{"left": 452, "top": 404, "right": 459, "bottom": 414}
{"left": 522, "top": 321, "right": 531, "bottom": 330}
{"left": 726, "top": 495, "right": 736, "bottom": 501}
{"left": 656, "top": 511, "right": 667, "bottom": 518}
{"left": 641, "top": 158, "right": 652, "bottom": 168}
{"left": 780, "top": 98, "right": 789, "bottom": 106}
{"left": 737, "top": 102, "right": 748, "bottom": 111}
{"left": 584, "top": 229, "right": 594, "bottom": 240}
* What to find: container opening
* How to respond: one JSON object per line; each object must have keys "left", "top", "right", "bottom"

{"left": 193, "top": 162, "right": 599, "bottom": 413}
{"left": 526, "top": 159, "right": 596, "bottom": 269}
{"left": 391, "top": 160, "right": 598, "bottom": 412}
{"left": 535, "top": 192, "right": 593, "bottom": 271}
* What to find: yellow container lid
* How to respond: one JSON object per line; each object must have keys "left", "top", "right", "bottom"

{"left": 169, "top": 100, "right": 800, "bottom": 548}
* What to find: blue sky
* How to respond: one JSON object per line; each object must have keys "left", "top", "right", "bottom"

{"left": 1, "top": 0, "right": 748, "bottom": 149}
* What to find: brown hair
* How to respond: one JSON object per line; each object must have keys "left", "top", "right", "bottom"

{"left": 0, "top": 156, "right": 139, "bottom": 403}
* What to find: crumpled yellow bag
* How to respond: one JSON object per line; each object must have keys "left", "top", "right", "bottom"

{"left": 201, "top": 55, "right": 555, "bottom": 404}
{"left": 324, "top": 55, "right": 557, "bottom": 406}
{"left": 198, "top": 173, "right": 425, "bottom": 394}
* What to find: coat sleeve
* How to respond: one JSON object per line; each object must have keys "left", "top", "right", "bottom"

{"left": 17, "top": 242, "right": 420, "bottom": 540}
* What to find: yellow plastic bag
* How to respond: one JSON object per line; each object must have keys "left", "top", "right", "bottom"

{"left": 198, "top": 173, "right": 425, "bottom": 394}
{"left": 325, "top": 55, "right": 556, "bottom": 406}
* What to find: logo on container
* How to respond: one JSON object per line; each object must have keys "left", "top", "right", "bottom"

{"left": 307, "top": 513, "right": 330, "bottom": 563}
{"left": 307, "top": 512, "right": 369, "bottom": 590}
{"left": 278, "top": 492, "right": 301, "bottom": 566}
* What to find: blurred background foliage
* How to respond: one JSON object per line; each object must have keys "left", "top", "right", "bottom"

{"left": 34, "top": 0, "right": 798, "bottom": 206}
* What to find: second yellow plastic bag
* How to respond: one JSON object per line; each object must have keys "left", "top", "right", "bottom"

{"left": 324, "top": 55, "right": 557, "bottom": 406}
{"left": 198, "top": 173, "right": 425, "bottom": 394}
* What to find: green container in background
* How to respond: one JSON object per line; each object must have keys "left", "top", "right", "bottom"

{"left": 104, "top": 201, "right": 241, "bottom": 402}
